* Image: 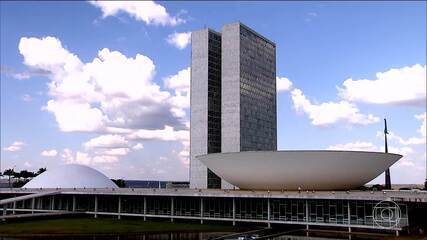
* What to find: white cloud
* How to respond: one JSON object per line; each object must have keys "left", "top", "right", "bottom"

{"left": 21, "top": 94, "right": 32, "bottom": 102}
{"left": 178, "top": 139, "right": 189, "bottom": 167}
{"left": 3, "top": 141, "right": 25, "bottom": 152}
{"left": 19, "top": 36, "right": 186, "bottom": 134}
{"left": 44, "top": 100, "right": 105, "bottom": 132}
{"left": 132, "top": 143, "right": 144, "bottom": 150}
{"left": 18, "top": 36, "right": 193, "bottom": 172}
{"left": 164, "top": 67, "right": 190, "bottom": 114}
{"left": 383, "top": 131, "right": 426, "bottom": 145}
{"left": 164, "top": 67, "right": 190, "bottom": 91}
{"left": 415, "top": 112, "right": 426, "bottom": 137}
{"left": 378, "top": 113, "right": 427, "bottom": 145}
{"left": 61, "top": 148, "right": 74, "bottom": 163}
{"left": 41, "top": 149, "right": 58, "bottom": 157}
{"left": 339, "top": 64, "right": 426, "bottom": 106}
{"left": 90, "top": 1, "right": 184, "bottom": 26}
{"left": 166, "top": 32, "right": 191, "bottom": 50}
{"left": 128, "top": 125, "right": 188, "bottom": 141}
{"left": 277, "top": 76, "right": 293, "bottom": 92}
{"left": 384, "top": 146, "right": 413, "bottom": 156}
{"left": 84, "top": 134, "right": 128, "bottom": 149}
{"left": 61, "top": 148, "right": 119, "bottom": 165}
{"left": 291, "top": 88, "right": 379, "bottom": 126}
{"left": 75, "top": 152, "right": 91, "bottom": 165}
{"left": 96, "top": 147, "right": 130, "bottom": 156}
{"left": 92, "top": 155, "right": 119, "bottom": 163}
{"left": 327, "top": 141, "right": 378, "bottom": 151}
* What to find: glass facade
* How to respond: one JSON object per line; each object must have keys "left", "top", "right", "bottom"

{"left": 6, "top": 193, "right": 410, "bottom": 230}
{"left": 239, "top": 25, "right": 277, "bottom": 151}
{"left": 206, "top": 30, "right": 222, "bottom": 189}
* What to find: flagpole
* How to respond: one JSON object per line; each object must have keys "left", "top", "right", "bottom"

{"left": 384, "top": 118, "right": 391, "bottom": 190}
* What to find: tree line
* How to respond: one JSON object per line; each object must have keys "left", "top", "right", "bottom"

{"left": 1, "top": 167, "right": 126, "bottom": 188}
{"left": 1, "top": 168, "right": 46, "bottom": 188}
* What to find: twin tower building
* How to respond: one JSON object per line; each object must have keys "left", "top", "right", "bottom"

{"left": 190, "top": 22, "right": 277, "bottom": 189}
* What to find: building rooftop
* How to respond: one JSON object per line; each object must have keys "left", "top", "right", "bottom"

{"left": 2, "top": 188, "right": 426, "bottom": 203}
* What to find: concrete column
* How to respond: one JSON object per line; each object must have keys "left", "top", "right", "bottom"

{"left": 170, "top": 197, "right": 174, "bottom": 222}
{"left": 2, "top": 205, "right": 7, "bottom": 221}
{"left": 395, "top": 230, "right": 399, "bottom": 237}
{"left": 51, "top": 196, "right": 55, "bottom": 210}
{"left": 58, "top": 196, "right": 62, "bottom": 210}
{"left": 200, "top": 198, "right": 203, "bottom": 224}
{"left": 143, "top": 196, "right": 147, "bottom": 221}
{"left": 94, "top": 196, "right": 98, "bottom": 218}
{"left": 347, "top": 200, "right": 351, "bottom": 233}
{"left": 305, "top": 200, "right": 309, "bottom": 231}
{"left": 267, "top": 198, "right": 271, "bottom": 228}
{"left": 12, "top": 196, "right": 16, "bottom": 215}
{"left": 72, "top": 196, "right": 76, "bottom": 212}
{"left": 118, "top": 196, "right": 121, "bottom": 220}
{"left": 232, "top": 198, "right": 236, "bottom": 226}
{"left": 31, "top": 198, "right": 35, "bottom": 214}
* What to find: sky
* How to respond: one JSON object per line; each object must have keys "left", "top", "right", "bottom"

{"left": 1, "top": 1, "right": 426, "bottom": 184}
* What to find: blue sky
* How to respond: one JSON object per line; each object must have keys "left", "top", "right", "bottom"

{"left": 1, "top": 1, "right": 426, "bottom": 183}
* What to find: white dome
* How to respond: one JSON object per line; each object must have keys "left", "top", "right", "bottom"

{"left": 23, "top": 164, "right": 118, "bottom": 189}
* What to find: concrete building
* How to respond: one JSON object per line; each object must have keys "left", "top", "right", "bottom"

{"left": 221, "top": 22, "right": 277, "bottom": 153}
{"left": 190, "top": 22, "right": 277, "bottom": 189}
{"left": 190, "top": 28, "right": 223, "bottom": 189}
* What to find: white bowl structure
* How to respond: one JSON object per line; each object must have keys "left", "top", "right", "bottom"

{"left": 197, "top": 151, "right": 402, "bottom": 190}
{"left": 23, "top": 164, "right": 118, "bottom": 189}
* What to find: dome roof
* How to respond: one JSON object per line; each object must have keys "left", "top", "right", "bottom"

{"left": 23, "top": 164, "right": 118, "bottom": 189}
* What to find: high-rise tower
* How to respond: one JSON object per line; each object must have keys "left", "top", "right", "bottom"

{"left": 190, "top": 23, "right": 276, "bottom": 189}
{"left": 221, "top": 22, "right": 277, "bottom": 153}
{"left": 190, "top": 29, "right": 222, "bottom": 189}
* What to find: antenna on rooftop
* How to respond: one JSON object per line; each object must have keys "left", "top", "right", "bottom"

{"left": 384, "top": 118, "right": 391, "bottom": 190}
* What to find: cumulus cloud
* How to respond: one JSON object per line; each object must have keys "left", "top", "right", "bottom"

{"left": 19, "top": 36, "right": 191, "bottom": 168}
{"left": 277, "top": 76, "right": 293, "bottom": 92}
{"left": 61, "top": 148, "right": 119, "bottom": 165}
{"left": 44, "top": 100, "right": 105, "bottom": 132}
{"left": 164, "top": 67, "right": 190, "bottom": 116}
{"left": 84, "top": 134, "right": 128, "bottom": 149}
{"left": 128, "top": 125, "right": 188, "bottom": 141}
{"left": 415, "top": 112, "right": 426, "bottom": 137}
{"left": 90, "top": 1, "right": 184, "bottom": 26}
{"left": 19, "top": 36, "right": 186, "bottom": 133}
{"left": 41, "top": 149, "right": 58, "bottom": 157}
{"left": 327, "top": 141, "right": 414, "bottom": 157}
{"left": 164, "top": 67, "right": 190, "bottom": 91}
{"left": 291, "top": 88, "right": 379, "bottom": 126}
{"left": 339, "top": 64, "right": 426, "bottom": 106}
{"left": 3, "top": 141, "right": 25, "bottom": 152}
{"left": 166, "top": 32, "right": 191, "bottom": 49}
{"left": 96, "top": 148, "right": 130, "bottom": 156}
{"left": 377, "top": 113, "right": 426, "bottom": 145}
{"left": 132, "top": 143, "right": 144, "bottom": 150}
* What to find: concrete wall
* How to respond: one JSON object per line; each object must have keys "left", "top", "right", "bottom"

{"left": 221, "top": 23, "right": 241, "bottom": 153}
{"left": 190, "top": 29, "right": 209, "bottom": 189}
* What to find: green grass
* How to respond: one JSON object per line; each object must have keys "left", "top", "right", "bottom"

{"left": 0, "top": 217, "right": 242, "bottom": 235}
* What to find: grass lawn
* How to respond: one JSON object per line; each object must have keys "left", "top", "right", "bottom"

{"left": 0, "top": 217, "right": 243, "bottom": 235}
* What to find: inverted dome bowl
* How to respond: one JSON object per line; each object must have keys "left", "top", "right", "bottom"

{"left": 197, "top": 150, "right": 402, "bottom": 190}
